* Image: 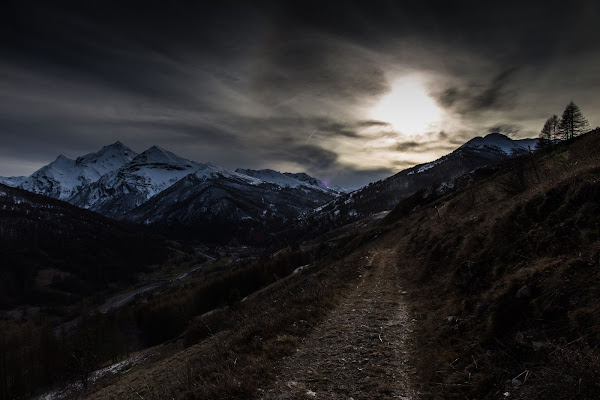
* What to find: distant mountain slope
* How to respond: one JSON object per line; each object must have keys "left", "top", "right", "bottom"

{"left": 124, "top": 170, "right": 338, "bottom": 243}
{"left": 18, "top": 142, "right": 137, "bottom": 200}
{"left": 235, "top": 168, "right": 343, "bottom": 195}
{"left": 3, "top": 144, "right": 341, "bottom": 228}
{"left": 0, "top": 176, "right": 26, "bottom": 187}
{"left": 299, "top": 133, "right": 537, "bottom": 231}
{"left": 379, "top": 129, "right": 600, "bottom": 399}
{"left": 0, "top": 184, "right": 169, "bottom": 308}
{"left": 69, "top": 146, "right": 210, "bottom": 217}
{"left": 460, "top": 132, "right": 537, "bottom": 154}
{"left": 1, "top": 134, "right": 536, "bottom": 244}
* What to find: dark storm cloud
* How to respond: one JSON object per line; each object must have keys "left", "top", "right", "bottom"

{"left": 395, "top": 137, "right": 459, "bottom": 154}
{"left": 474, "top": 69, "right": 518, "bottom": 110}
{"left": 274, "top": 144, "right": 339, "bottom": 170}
{"left": 395, "top": 141, "right": 420, "bottom": 152}
{"left": 1, "top": 0, "right": 599, "bottom": 187}
{"left": 311, "top": 119, "right": 393, "bottom": 139}
{"left": 358, "top": 120, "right": 391, "bottom": 128}
{"left": 249, "top": 36, "right": 389, "bottom": 107}
{"left": 437, "top": 68, "right": 518, "bottom": 114}
{"left": 333, "top": 166, "right": 397, "bottom": 188}
{"left": 486, "top": 124, "right": 523, "bottom": 137}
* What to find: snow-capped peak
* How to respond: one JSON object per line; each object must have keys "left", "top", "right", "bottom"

{"left": 235, "top": 168, "right": 341, "bottom": 194}
{"left": 193, "top": 162, "right": 230, "bottom": 179}
{"left": 129, "top": 146, "right": 196, "bottom": 169}
{"left": 54, "top": 154, "right": 74, "bottom": 165}
{"left": 235, "top": 168, "right": 303, "bottom": 187}
{"left": 75, "top": 142, "right": 137, "bottom": 177}
{"left": 0, "top": 176, "right": 27, "bottom": 187}
{"left": 461, "top": 132, "right": 538, "bottom": 155}
{"left": 18, "top": 155, "right": 77, "bottom": 199}
{"left": 11, "top": 142, "right": 345, "bottom": 220}
{"left": 82, "top": 146, "right": 205, "bottom": 209}
{"left": 93, "top": 141, "right": 133, "bottom": 157}
{"left": 19, "top": 143, "right": 137, "bottom": 200}
{"left": 283, "top": 172, "right": 324, "bottom": 188}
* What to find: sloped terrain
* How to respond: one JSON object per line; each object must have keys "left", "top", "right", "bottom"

{"left": 68, "top": 146, "right": 210, "bottom": 217}
{"left": 384, "top": 129, "right": 600, "bottom": 399}
{"left": 58, "top": 223, "right": 410, "bottom": 400}
{"left": 124, "top": 172, "right": 336, "bottom": 243}
{"left": 297, "top": 133, "right": 535, "bottom": 235}
{"left": 0, "top": 184, "right": 170, "bottom": 308}
{"left": 18, "top": 142, "right": 137, "bottom": 200}
{"left": 63, "top": 130, "right": 600, "bottom": 400}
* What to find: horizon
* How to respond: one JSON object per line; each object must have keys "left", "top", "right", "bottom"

{"left": 1, "top": 1, "right": 599, "bottom": 187}
{"left": 1, "top": 131, "right": 539, "bottom": 190}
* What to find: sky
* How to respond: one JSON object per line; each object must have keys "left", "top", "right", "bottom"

{"left": 1, "top": 1, "right": 599, "bottom": 188}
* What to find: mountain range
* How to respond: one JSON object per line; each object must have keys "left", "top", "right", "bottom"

{"left": 1, "top": 133, "right": 536, "bottom": 243}
{"left": 1, "top": 142, "right": 345, "bottom": 242}
{"left": 295, "top": 133, "right": 538, "bottom": 233}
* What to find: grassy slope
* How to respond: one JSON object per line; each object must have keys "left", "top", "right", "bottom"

{"left": 81, "top": 243, "right": 369, "bottom": 399}
{"left": 72, "top": 130, "right": 600, "bottom": 399}
{"left": 386, "top": 130, "right": 600, "bottom": 399}
{"left": 0, "top": 184, "right": 173, "bottom": 308}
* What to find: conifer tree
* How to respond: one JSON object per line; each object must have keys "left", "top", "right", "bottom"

{"left": 558, "top": 101, "right": 589, "bottom": 140}
{"left": 539, "top": 114, "right": 559, "bottom": 147}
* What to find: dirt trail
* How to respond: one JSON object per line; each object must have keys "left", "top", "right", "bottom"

{"left": 262, "top": 248, "right": 416, "bottom": 399}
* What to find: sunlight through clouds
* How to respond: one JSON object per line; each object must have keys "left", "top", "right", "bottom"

{"left": 369, "top": 75, "right": 444, "bottom": 136}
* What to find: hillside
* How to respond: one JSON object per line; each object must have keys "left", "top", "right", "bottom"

{"left": 0, "top": 184, "right": 171, "bottom": 308}
{"left": 386, "top": 129, "right": 600, "bottom": 399}
{"left": 47, "top": 129, "right": 600, "bottom": 400}
{"left": 296, "top": 133, "right": 537, "bottom": 236}
{"left": 124, "top": 171, "right": 337, "bottom": 243}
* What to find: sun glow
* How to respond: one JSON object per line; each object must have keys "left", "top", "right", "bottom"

{"left": 370, "top": 76, "right": 444, "bottom": 136}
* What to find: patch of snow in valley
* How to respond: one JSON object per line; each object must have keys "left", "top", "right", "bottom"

{"left": 37, "top": 353, "right": 150, "bottom": 400}
{"left": 293, "top": 264, "right": 310, "bottom": 274}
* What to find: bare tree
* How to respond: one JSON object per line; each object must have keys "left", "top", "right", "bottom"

{"left": 69, "top": 330, "right": 99, "bottom": 391}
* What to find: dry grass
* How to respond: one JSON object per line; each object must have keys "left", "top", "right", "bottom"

{"left": 385, "top": 131, "right": 600, "bottom": 399}
{"left": 45, "top": 130, "right": 600, "bottom": 400}
{"left": 79, "top": 239, "right": 371, "bottom": 399}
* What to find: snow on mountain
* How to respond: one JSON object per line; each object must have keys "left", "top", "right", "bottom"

{"left": 235, "top": 168, "right": 307, "bottom": 187}
{"left": 0, "top": 176, "right": 26, "bottom": 187}
{"left": 74, "top": 141, "right": 137, "bottom": 182}
{"left": 327, "top": 184, "right": 352, "bottom": 194}
{"left": 124, "top": 168, "right": 339, "bottom": 243}
{"left": 11, "top": 142, "right": 344, "bottom": 223}
{"left": 283, "top": 172, "right": 350, "bottom": 194}
{"left": 461, "top": 133, "right": 538, "bottom": 155}
{"left": 69, "top": 146, "right": 209, "bottom": 217}
{"left": 18, "top": 142, "right": 136, "bottom": 200}
{"left": 127, "top": 145, "right": 192, "bottom": 169}
{"left": 235, "top": 168, "right": 340, "bottom": 194}
{"left": 19, "top": 155, "right": 78, "bottom": 199}
{"left": 283, "top": 172, "right": 324, "bottom": 188}
{"left": 190, "top": 163, "right": 257, "bottom": 184}
{"left": 300, "top": 132, "right": 539, "bottom": 232}
{"left": 118, "top": 146, "right": 203, "bottom": 198}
